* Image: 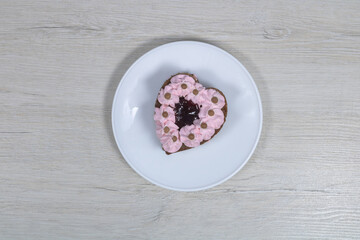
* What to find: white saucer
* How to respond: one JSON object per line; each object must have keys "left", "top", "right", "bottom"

{"left": 112, "top": 41, "right": 262, "bottom": 191}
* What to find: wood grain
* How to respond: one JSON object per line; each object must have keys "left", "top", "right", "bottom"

{"left": 1, "top": 0, "right": 360, "bottom": 239}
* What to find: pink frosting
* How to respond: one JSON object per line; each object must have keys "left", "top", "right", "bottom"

{"left": 157, "top": 86, "right": 179, "bottom": 107}
{"left": 170, "top": 74, "right": 196, "bottom": 85}
{"left": 194, "top": 119, "right": 216, "bottom": 141}
{"left": 155, "top": 74, "right": 226, "bottom": 153}
{"left": 160, "top": 130, "right": 182, "bottom": 153}
{"left": 199, "top": 104, "right": 225, "bottom": 129}
{"left": 165, "top": 83, "right": 179, "bottom": 90}
{"left": 178, "top": 82, "right": 195, "bottom": 97}
{"left": 179, "top": 125, "right": 203, "bottom": 148}
{"left": 201, "top": 89, "right": 226, "bottom": 109}
{"left": 154, "top": 105, "right": 175, "bottom": 124}
{"left": 185, "top": 83, "right": 206, "bottom": 103}
{"left": 155, "top": 120, "right": 179, "bottom": 138}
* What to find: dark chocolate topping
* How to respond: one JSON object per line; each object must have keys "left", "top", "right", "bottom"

{"left": 174, "top": 97, "right": 200, "bottom": 129}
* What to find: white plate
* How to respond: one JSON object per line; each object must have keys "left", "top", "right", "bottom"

{"left": 112, "top": 41, "right": 262, "bottom": 191}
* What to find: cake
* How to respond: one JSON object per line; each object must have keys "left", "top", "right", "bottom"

{"left": 154, "top": 73, "right": 227, "bottom": 154}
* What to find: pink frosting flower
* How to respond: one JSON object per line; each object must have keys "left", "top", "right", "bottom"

{"left": 199, "top": 104, "right": 225, "bottom": 129}
{"left": 202, "top": 89, "right": 226, "bottom": 109}
{"left": 154, "top": 105, "right": 175, "bottom": 124}
{"left": 179, "top": 125, "right": 203, "bottom": 148}
{"left": 194, "top": 119, "right": 216, "bottom": 141}
{"left": 155, "top": 120, "right": 179, "bottom": 138}
{"left": 170, "top": 74, "right": 196, "bottom": 85}
{"left": 157, "top": 86, "right": 179, "bottom": 107}
{"left": 178, "top": 81, "right": 195, "bottom": 97}
{"left": 169, "top": 74, "right": 196, "bottom": 97}
{"left": 160, "top": 130, "right": 182, "bottom": 153}
{"left": 185, "top": 83, "right": 206, "bottom": 103}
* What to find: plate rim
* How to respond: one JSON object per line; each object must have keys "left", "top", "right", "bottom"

{"left": 111, "top": 41, "right": 263, "bottom": 191}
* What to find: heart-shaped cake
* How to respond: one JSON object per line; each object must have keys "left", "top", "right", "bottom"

{"left": 154, "top": 73, "right": 227, "bottom": 154}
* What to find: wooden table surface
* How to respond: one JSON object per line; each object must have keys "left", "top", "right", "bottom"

{"left": 1, "top": 1, "right": 360, "bottom": 239}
